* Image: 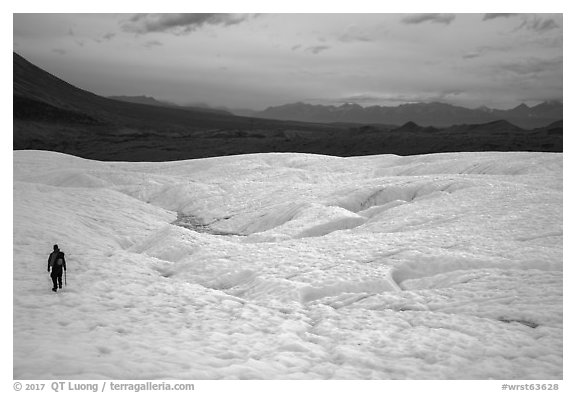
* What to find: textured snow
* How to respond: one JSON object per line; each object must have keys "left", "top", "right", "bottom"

{"left": 13, "top": 150, "right": 562, "bottom": 379}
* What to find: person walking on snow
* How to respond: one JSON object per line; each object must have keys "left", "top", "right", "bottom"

{"left": 47, "top": 245, "right": 66, "bottom": 292}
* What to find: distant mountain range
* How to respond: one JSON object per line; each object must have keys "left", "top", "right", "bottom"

{"left": 253, "top": 101, "right": 563, "bottom": 129}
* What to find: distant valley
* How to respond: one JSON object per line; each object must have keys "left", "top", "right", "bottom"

{"left": 13, "top": 52, "right": 562, "bottom": 162}
{"left": 108, "top": 95, "right": 233, "bottom": 116}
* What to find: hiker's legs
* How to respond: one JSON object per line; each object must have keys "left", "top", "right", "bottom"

{"left": 58, "top": 274, "right": 62, "bottom": 288}
{"left": 51, "top": 274, "right": 57, "bottom": 290}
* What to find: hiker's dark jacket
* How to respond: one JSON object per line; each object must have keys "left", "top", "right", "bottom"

{"left": 48, "top": 251, "right": 66, "bottom": 276}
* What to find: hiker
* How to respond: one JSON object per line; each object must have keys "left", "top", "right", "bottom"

{"left": 47, "top": 244, "right": 66, "bottom": 292}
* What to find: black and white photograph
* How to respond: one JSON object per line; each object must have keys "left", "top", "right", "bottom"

{"left": 10, "top": 3, "right": 568, "bottom": 388}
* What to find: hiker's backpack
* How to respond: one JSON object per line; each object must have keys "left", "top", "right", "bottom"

{"left": 48, "top": 252, "right": 57, "bottom": 268}
{"left": 55, "top": 252, "right": 64, "bottom": 266}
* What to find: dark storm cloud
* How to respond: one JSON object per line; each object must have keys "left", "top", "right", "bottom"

{"left": 305, "top": 45, "right": 331, "bottom": 55}
{"left": 401, "top": 14, "right": 455, "bottom": 25}
{"left": 482, "top": 14, "right": 519, "bottom": 21}
{"left": 516, "top": 16, "right": 560, "bottom": 33}
{"left": 122, "top": 13, "right": 252, "bottom": 34}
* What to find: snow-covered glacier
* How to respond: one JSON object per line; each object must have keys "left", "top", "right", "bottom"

{"left": 13, "top": 150, "right": 562, "bottom": 379}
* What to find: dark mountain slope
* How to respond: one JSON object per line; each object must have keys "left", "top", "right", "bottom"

{"left": 15, "top": 52, "right": 328, "bottom": 132}
{"left": 13, "top": 53, "right": 349, "bottom": 160}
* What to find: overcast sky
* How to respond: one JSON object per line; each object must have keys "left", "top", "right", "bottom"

{"left": 13, "top": 13, "right": 562, "bottom": 110}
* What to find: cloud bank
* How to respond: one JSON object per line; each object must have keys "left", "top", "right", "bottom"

{"left": 122, "top": 13, "right": 252, "bottom": 34}
{"left": 483, "top": 14, "right": 519, "bottom": 21}
{"left": 518, "top": 16, "right": 560, "bottom": 33}
{"left": 306, "top": 45, "right": 331, "bottom": 55}
{"left": 402, "top": 14, "right": 455, "bottom": 25}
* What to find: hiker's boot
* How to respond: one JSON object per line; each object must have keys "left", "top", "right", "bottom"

{"left": 52, "top": 288, "right": 57, "bottom": 292}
